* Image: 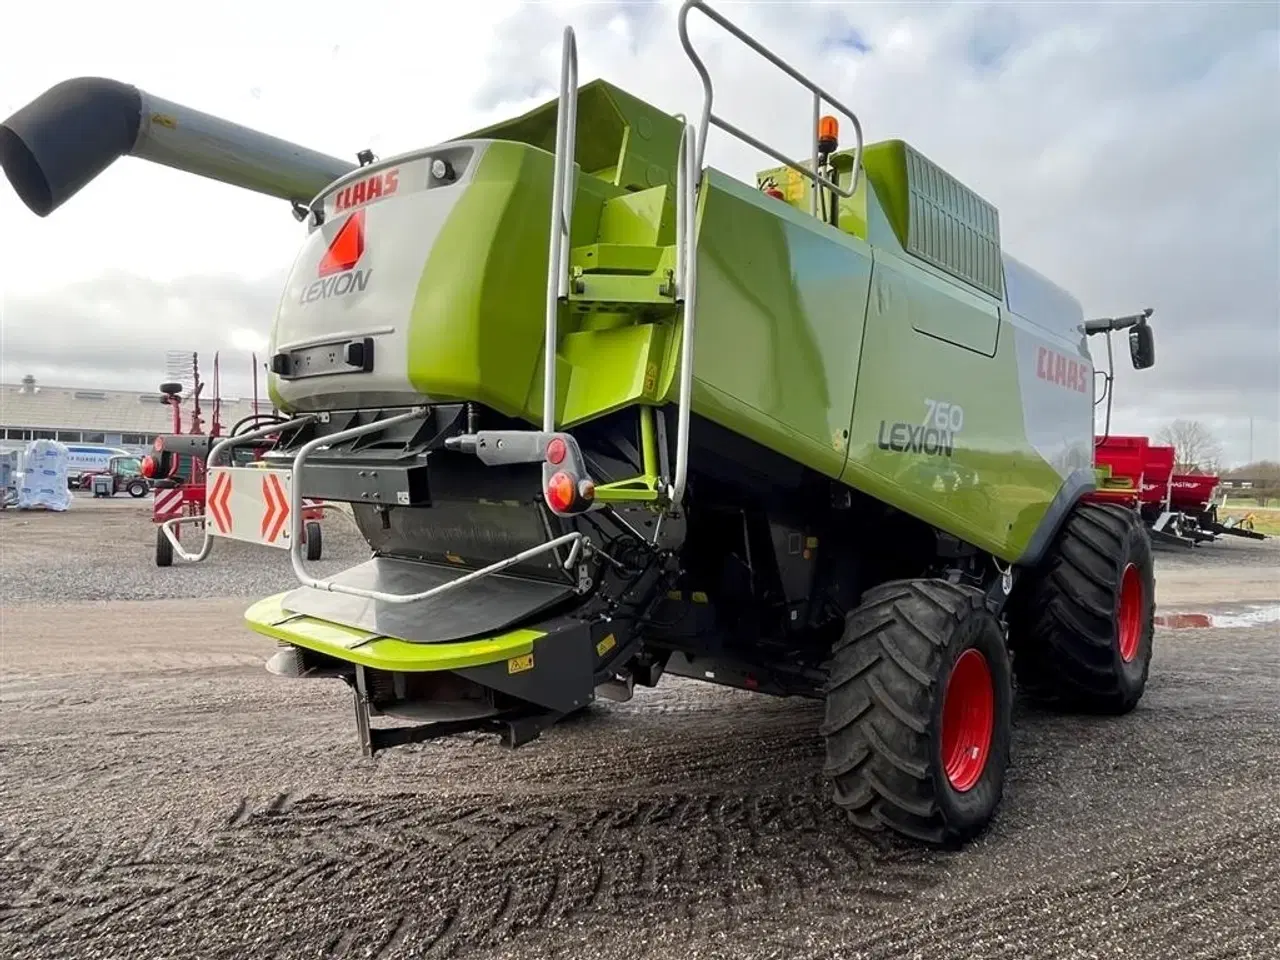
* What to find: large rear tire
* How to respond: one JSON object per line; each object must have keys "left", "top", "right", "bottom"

{"left": 1007, "top": 501, "right": 1154, "bottom": 714}
{"left": 820, "top": 579, "right": 1013, "bottom": 846}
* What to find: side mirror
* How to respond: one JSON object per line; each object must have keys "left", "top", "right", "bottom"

{"left": 1128, "top": 322, "right": 1155, "bottom": 370}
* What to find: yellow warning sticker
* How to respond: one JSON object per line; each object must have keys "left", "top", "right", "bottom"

{"left": 596, "top": 633, "right": 617, "bottom": 657}
{"left": 691, "top": 590, "right": 708, "bottom": 604}
{"left": 644, "top": 362, "right": 659, "bottom": 395}
{"left": 507, "top": 653, "right": 534, "bottom": 674}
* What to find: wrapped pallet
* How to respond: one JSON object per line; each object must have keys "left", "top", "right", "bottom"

{"left": 17, "top": 439, "right": 72, "bottom": 511}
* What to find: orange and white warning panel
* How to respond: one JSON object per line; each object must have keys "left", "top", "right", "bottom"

{"left": 205, "top": 466, "right": 299, "bottom": 549}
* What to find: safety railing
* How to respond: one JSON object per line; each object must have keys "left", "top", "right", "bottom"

{"left": 162, "top": 402, "right": 586, "bottom": 605}
{"left": 285, "top": 408, "right": 586, "bottom": 603}
{"left": 543, "top": 25, "right": 579, "bottom": 433}
{"left": 668, "top": 120, "right": 699, "bottom": 510}
{"left": 677, "top": 0, "right": 864, "bottom": 215}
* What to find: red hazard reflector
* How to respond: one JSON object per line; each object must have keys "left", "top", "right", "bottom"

{"left": 318, "top": 209, "right": 365, "bottom": 277}
{"left": 546, "top": 437, "right": 566, "bottom": 465}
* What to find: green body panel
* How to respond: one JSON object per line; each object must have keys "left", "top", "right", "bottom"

{"left": 654, "top": 166, "right": 1060, "bottom": 560}
{"left": 244, "top": 594, "right": 539, "bottom": 672}
{"left": 405, "top": 140, "right": 625, "bottom": 420}
{"left": 669, "top": 168, "right": 873, "bottom": 478}
{"left": 841, "top": 247, "right": 1063, "bottom": 560}
{"left": 464, "top": 79, "right": 688, "bottom": 196}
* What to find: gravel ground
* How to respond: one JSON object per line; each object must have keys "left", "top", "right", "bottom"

{"left": 1, "top": 497, "right": 1278, "bottom": 959}
{"left": 0, "top": 492, "right": 370, "bottom": 604}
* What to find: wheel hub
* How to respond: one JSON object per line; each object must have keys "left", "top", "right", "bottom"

{"left": 941, "top": 647, "right": 994, "bottom": 792}
{"left": 1117, "top": 562, "right": 1142, "bottom": 662}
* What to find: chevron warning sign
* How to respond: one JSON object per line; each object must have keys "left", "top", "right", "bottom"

{"left": 207, "top": 471, "right": 233, "bottom": 534}
{"left": 201, "top": 466, "right": 296, "bottom": 549}
{"left": 260, "top": 472, "right": 290, "bottom": 544}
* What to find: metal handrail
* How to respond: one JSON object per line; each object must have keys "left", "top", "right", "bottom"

{"left": 158, "top": 415, "right": 317, "bottom": 561}
{"left": 668, "top": 121, "right": 699, "bottom": 510}
{"left": 543, "top": 25, "right": 579, "bottom": 432}
{"left": 677, "top": 0, "right": 864, "bottom": 215}
{"left": 285, "top": 407, "right": 587, "bottom": 603}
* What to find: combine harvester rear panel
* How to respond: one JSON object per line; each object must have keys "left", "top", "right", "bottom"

{"left": 1, "top": 0, "right": 1163, "bottom": 845}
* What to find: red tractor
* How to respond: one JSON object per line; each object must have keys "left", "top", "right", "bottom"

{"left": 85, "top": 455, "right": 152, "bottom": 498}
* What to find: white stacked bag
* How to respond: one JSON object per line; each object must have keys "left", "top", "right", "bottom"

{"left": 17, "top": 439, "right": 73, "bottom": 511}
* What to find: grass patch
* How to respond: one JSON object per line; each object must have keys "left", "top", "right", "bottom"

{"left": 1218, "top": 506, "right": 1280, "bottom": 536}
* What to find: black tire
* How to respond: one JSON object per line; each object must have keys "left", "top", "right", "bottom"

{"left": 820, "top": 578, "right": 1013, "bottom": 846}
{"left": 155, "top": 526, "right": 173, "bottom": 567}
{"left": 127, "top": 480, "right": 148, "bottom": 498}
{"left": 305, "top": 521, "right": 323, "bottom": 562}
{"left": 1007, "top": 501, "right": 1154, "bottom": 714}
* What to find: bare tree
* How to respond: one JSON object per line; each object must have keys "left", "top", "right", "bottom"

{"left": 1156, "top": 419, "right": 1224, "bottom": 474}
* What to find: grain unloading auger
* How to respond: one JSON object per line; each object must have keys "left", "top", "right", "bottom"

{"left": 3, "top": 0, "right": 1162, "bottom": 846}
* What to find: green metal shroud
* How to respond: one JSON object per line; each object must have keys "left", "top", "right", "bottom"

{"left": 250, "top": 78, "right": 1095, "bottom": 663}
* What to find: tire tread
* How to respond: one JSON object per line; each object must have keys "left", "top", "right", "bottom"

{"left": 822, "top": 578, "right": 1011, "bottom": 846}
{"left": 1009, "top": 502, "right": 1155, "bottom": 713}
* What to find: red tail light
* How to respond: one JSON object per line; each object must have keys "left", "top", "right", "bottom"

{"left": 140, "top": 455, "right": 156, "bottom": 478}
{"left": 546, "top": 437, "right": 567, "bottom": 465}
{"left": 545, "top": 471, "right": 576, "bottom": 513}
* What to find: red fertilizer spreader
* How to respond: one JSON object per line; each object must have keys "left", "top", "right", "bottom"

{"left": 1089, "top": 436, "right": 1263, "bottom": 545}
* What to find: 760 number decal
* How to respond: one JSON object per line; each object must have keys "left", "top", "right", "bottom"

{"left": 923, "top": 398, "right": 965, "bottom": 433}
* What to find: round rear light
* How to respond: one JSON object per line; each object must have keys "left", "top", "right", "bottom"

{"left": 140, "top": 456, "right": 156, "bottom": 478}
{"left": 545, "top": 471, "right": 576, "bottom": 512}
{"left": 546, "top": 437, "right": 567, "bottom": 465}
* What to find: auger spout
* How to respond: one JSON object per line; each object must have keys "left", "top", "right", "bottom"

{"left": 0, "top": 77, "right": 356, "bottom": 217}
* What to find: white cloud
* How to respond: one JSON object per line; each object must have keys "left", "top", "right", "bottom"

{"left": 1, "top": 0, "right": 1277, "bottom": 464}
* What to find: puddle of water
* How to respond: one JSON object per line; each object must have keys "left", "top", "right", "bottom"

{"left": 1155, "top": 603, "right": 1280, "bottom": 629}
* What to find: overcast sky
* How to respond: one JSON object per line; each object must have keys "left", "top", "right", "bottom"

{"left": 1, "top": 0, "right": 1276, "bottom": 465}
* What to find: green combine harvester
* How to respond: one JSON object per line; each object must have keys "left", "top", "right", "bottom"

{"left": 1, "top": 0, "right": 1159, "bottom": 845}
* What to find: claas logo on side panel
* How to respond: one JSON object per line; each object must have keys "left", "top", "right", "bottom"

{"left": 301, "top": 209, "right": 371, "bottom": 305}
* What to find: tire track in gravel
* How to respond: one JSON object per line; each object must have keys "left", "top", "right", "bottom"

{"left": 3, "top": 533, "right": 1278, "bottom": 959}
{"left": 0, "top": 783, "right": 949, "bottom": 960}
{"left": 822, "top": 818, "right": 1280, "bottom": 960}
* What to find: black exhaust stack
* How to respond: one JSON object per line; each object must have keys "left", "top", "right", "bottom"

{"left": 0, "top": 77, "right": 356, "bottom": 217}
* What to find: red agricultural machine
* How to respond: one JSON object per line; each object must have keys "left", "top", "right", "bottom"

{"left": 142, "top": 351, "right": 327, "bottom": 566}
{"left": 1083, "top": 312, "right": 1264, "bottom": 546}
{"left": 1090, "top": 437, "right": 1263, "bottom": 546}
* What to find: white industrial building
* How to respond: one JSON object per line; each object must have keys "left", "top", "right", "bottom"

{"left": 0, "top": 376, "right": 273, "bottom": 455}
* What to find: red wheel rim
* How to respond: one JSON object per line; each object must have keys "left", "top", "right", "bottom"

{"left": 1117, "top": 562, "right": 1142, "bottom": 663}
{"left": 941, "top": 648, "right": 995, "bottom": 793}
